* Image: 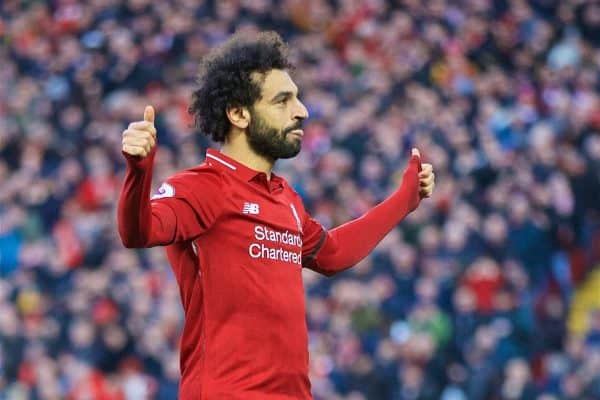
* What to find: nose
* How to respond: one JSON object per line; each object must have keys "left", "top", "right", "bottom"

{"left": 293, "top": 98, "right": 309, "bottom": 120}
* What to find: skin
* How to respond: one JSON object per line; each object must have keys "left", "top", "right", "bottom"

{"left": 121, "top": 68, "right": 435, "bottom": 197}
{"left": 222, "top": 69, "right": 309, "bottom": 178}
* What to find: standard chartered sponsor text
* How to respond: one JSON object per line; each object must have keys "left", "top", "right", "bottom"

{"left": 249, "top": 225, "right": 302, "bottom": 265}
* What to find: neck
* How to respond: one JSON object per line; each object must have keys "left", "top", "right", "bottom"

{"left": 222, "top": 130, "right": 275, "bottom": 179}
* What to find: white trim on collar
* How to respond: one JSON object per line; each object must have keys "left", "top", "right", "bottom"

{"left": 206, "top": 153, "right": 237, "bottom": 170}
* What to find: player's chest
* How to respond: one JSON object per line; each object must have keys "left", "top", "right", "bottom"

{"left": 221, "top": 189, "right": 303, "bottom": 235}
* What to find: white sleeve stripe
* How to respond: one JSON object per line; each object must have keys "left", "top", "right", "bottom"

{"left": 290, "top": 204, "right": 303, "bottom": 233}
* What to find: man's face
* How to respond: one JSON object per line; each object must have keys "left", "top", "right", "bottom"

{"left": 246, "top": 69, "right": 309, "bottom": 160}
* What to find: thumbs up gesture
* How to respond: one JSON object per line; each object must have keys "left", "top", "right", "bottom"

{"left": 411, "top": 148, "right": 435, "bottom": 199}
{"left": 122, "top": 106, "right": 157, "bottom": 158}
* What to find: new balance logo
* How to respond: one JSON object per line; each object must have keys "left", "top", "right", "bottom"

{"left": 242, "top": 202, "right": 260, "bottom": 215}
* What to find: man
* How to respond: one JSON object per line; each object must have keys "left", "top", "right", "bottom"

{"left": 118, "top": 31, "right": 434, "bottom": 399}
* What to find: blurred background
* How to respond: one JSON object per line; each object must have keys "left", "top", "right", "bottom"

{"left": 1, "top": 0, "right": 600, "bottom": 399}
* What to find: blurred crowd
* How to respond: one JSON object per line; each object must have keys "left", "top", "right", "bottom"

{"left": 1, "top": 0, "right": 600, "bottom": 399}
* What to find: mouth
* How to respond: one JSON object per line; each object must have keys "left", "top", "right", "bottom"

{"left": 287, "top": 129, "right": 304, "bottom": 138}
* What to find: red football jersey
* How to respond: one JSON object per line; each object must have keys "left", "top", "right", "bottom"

{"left": 119, "top": 146, "right": 423, "bottom": 399}
{"left": 121, "top": 149, "right": 325, "bottom": 399}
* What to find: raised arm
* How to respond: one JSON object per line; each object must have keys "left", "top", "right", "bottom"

{"left": 307, "top": 149, "right": 435, "bottom": 276}
{"left": 117, "top": 106, "right": 214, "bottom": 248}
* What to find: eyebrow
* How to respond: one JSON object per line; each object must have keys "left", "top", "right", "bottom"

{"left": 270, "top": 90, "right": 299, "bottom": 103}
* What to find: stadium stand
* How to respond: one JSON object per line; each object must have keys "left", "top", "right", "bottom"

{"left": 1, "top": 0, "right": 599, "bottom": 399}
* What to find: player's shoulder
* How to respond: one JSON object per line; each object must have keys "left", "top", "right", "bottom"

{"left": 168, "top": 161, "right": 225, "bottom": 185}
{"left": 153, "top": 162, "right": 228, "bottom": 201}
{"left": 278, "top": 178, "right": 301, "bottom": 199}
{"left": 279, "top": 179, "right": 308, "bottom": 211}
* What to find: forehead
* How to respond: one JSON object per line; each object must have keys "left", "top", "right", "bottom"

{"left": 255, "top": 69, "right": 298, "bottom": 99}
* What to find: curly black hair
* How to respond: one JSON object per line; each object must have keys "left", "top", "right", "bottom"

{"left": 188, "top": 31, "right": 293, "bottom": 143}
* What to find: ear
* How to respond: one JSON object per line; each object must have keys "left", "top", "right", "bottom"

{"left": 226, "top": 105, "right": 250, "bottom": 129}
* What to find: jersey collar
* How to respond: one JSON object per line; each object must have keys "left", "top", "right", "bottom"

{"left": 205, "top": 149, "right": 284, "bottom": 187}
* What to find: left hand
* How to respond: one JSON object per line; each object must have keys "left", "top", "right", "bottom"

{"left": 414, "top": 148, "right": 435, "bottom": 198}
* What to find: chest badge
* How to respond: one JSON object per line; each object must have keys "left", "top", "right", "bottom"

{"left": 242, "top": 202, "right": 260, "bottom": 215}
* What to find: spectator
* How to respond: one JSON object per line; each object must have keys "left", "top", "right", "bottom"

{"left": 1, "top": 0, "right": 599, "bottom": 398}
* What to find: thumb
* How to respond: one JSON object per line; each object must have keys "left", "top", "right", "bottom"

{"left": 410, "top": 148, "right": 422, "bottom": 172}
{"left": 144, "top": 105, "right": 155, "bottom": 123}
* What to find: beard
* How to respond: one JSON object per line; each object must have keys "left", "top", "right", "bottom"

{"left": 246, "top": 110, "right": 302, "bottom": 160}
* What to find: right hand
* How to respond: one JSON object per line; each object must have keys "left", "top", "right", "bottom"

{"left": 122, "top": 105, "right": 157, "bottom": 157}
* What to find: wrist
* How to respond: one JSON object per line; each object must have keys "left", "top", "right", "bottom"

{"left": 123, "top": 146, "right": 157, "bottom": 172}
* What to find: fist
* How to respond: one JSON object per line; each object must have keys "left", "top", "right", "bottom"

{"left": 122, "top": 105, "right": 157, "bottom": 158}
{"left": 419, "top": 163, "right": 435, "bottom": 198}
{"left": 411, "top": 148, "right": 435, "bottom": 198}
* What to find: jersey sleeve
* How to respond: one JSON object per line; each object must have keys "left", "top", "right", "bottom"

{"left": 300, "top": 154, "right": 422, "bottom": 276}
{"left": 301, "top": 214, "right": 327, "bottom": 269}
{"left": 148, "top": 169, "right": 226, "bottom": 244}
{"left": 118, "top": 147, "right": 227, "bottom": 248}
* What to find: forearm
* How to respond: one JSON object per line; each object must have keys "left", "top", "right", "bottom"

{"left": 313, "top": 160, "right": 421, "bottom": 274}
{"left": 118, "top": 148, "right": 174, "bottom": 247}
